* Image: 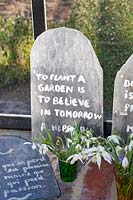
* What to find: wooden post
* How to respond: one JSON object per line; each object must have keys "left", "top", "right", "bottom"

{"left": 31, "top": 0, "right": 47, "bottom": 40}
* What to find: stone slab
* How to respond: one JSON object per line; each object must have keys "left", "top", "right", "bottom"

{"left": 0, "top": 136, "right": 60, "bottom": 200}
{"left": 112, "top": 54, "right": 133, "bottom": 140}
{"left": 31, "top": 27, "right": 103, "bottom": 138}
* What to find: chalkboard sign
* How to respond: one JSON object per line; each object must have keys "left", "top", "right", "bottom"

{"left": 31, "top": 27, "right": 103, "bottom": 138}
{"left": 112, "top": 54, "right": 133, "bottom": 140}
{"left": 0, "top": 136, "right": 60, "bottom": 200}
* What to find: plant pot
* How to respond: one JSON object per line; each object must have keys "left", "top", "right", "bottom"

{"left": 58, "top": 159, "right": 78, "bottom": 182}
{"left": 115, "top": 172, "right": 133, "bottom": 200}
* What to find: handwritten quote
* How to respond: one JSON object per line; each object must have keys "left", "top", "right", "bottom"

{"left": 1, "top": 157, "right": 50, "bottom": 199}
{"left": 33, "top": 71, "right": 102, "bottom": 132}
{"left": 124, "top": 79, "right": 133, "bottom": 112}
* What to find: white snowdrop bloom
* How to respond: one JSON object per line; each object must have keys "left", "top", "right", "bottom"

{"left": 81, "top": 151, "right": 88, "bottom": 160}
{"left": 96, "top": 153, "right": 102, "bottom": 169}
{"left": 76, "top": 144, "right": 82, "bottom": 150}
{"left": 102, "top": 151, "right": 112, "bottom": 164}
{"left": 65, "top": 126, "right": 75, "bottom": 133}
{"left": 125, "top": 145, "right": 128, "bottom": 152}
{"left": 86, "top": 145, "right": 112, "bottom": 169}
{"left": 107, "top": 135, "right": 121, "bottom": 144}
{"left": 39, "top": 144, "right": 48, "bottom": 155}
{"left": 90, "top": 137, "right": 97, "bottom": 141}
{"left": 86, "top": 151, "right": 96, "bottom": 158}
{"left": 130, "top": 133, "right": 133, "bottom": 139}
{"left": 66, "top": 138, "right": 72, "bottom": 147}
{"left": 67, "top": 153, "right": 83, "bottom": 164}
{"left": 128, "top": 140, "right": 133, "bottom": 151}
{"left": 115, "top": 145, "right": 123, "bottom": 156}
{"left": 97, "top": 146, "right": 112, "bottom": 165}
{"left": 86, "top": 146, "right": 98, "bottom": 154}
{"left": 32, "top": 142, "right": 37, "bottom": 149}
{"left": 86, "top": 131, "right": 93, "bottom": 138}
{"left": 80, "top": 135, "right": 86, "bottom": 141}
{"left": 122, "top": 157, "right": 129, "bottom": 169}
{"left": 80, "top": 127, "right": 85, "bottom": 132}
{"left": 87, "top": 153, "right": 102, "bottom": 169}
{"left": 86, "top": 139, "right": 91, "bottom": 148}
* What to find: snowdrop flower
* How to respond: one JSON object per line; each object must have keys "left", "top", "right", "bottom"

{"left": 67, "top": 138, "right": 72, "bottom": 143}
{"left": 80, "top": 126, "right": 86, "bottom": 132}
{"left": 128, "top": 140, "right": 133, "bottom": 151}
{"left": 101, "top": 150, "right": 112, "bottom": 164}
{"left": 86, "top": 130, "right": 93, "bottom": 138}
{"left": 90, "top": 137, "right": 98, "bottom": 142}
{"left": 80, "top": 151, "right": 89, "bottom": 160}
{"left": 76, "top": 144, "right": 82, "bottom": 150}
{"left": 81, "top": 135, "right": 86, "bottom": 141}
{"left": 67, "top": 153, "right": 83, "bottom": 164}
{"left": 32, "top": 142, "right": 37, "bottom": 149}
{"left": 129, "top": 133, "right": 133, "bottom": 139}
{"left": 39, "top": 144, "right": 48, "bottom": 155}
{"left": 65, "top": 126, "right": 75, "bottom": 133}
{"left": 85, "top": 146, "right": 98, "bottom": 158}
{"left": 86, "top": 139, "right": 91, "bottom": 148}
{"left": 115, "top": 145, "right": 123, "bottom": 156}
{"left": 122, "top": 157, "right": 129, "bottom": 169}
{"left": 87, "top": 153, "right": 102, "bottom": 169}
{"left": 125, "top": 145, "right": 128, "bottom": 152}
{"left": 86, "top": 145, "right": 112, "bottom": 169}
{"left": 81, "top": 149, "right": 95, "bottom": 159}
{"left": 107, "top": 135, "right": 121, "bottom": 144}
{"left": 66, "top": 138, "right": 72, "bottom": 148}
{"left": 97, "top": 146, "right": 112, "bottom": 165}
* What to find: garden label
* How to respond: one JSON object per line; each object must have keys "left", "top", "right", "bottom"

{"left": 31, "top": 27, "right": 103, "bottom": 138}
{"left": 112, "top": 54, "right": 133, "bottom": 140}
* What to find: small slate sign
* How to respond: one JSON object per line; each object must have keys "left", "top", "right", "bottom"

{"left": 112, "top": 54, "right": 133, "bottom": 140}
{"left": 0, "top": 136, "right": 60, "bottom": 200}
{"left": 30, "top": 27, "right": 103, "bottom": 138}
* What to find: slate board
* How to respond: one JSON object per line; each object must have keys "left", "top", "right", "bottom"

{"left": 112, "top": 54, "right": 133, "bottom": 140}
{"left": 30, "top": 27, "right": 103, "bottom": 138}
{"left": 0, "top": 136, "right": 60, "bottom": 200}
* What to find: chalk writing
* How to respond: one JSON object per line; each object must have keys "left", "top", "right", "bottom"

{"left": 123, "top": 80, "right": 133, "bottom": 112}
{"left": 53, "top": 109, "right": 102, "bottom": 119}
{"left": 124, "top": 80, "right": 133, "bottom": 87}
{"left": 51, "top": 124, "right": 86, "bottom": 132}
{"left": 7, "top": 193, "right": 32, "bottom": 200}
{"left": 1, "top": 157, "right": 50, "bottom": 199}
{"left": 0, "top": 136, "right": 60, "bottom": 199}
{"left": 52, "top": 97, "right": 90, "bottom": 108}
{"left": 38, "top": 84, "right": 74, "bottom": 94}
{"left": 0, "top": 148, "right": 14, "bottom": 155}
{"left": 33, "top": 70, "right": 102, "bottom": 133}
{"left": 31, "top": 27, "right": 103, "bottom": 137}
{"left": 112, "top": 55, "right": 133, "bottom": 140}
{"left": 34, "top": 73, "right": 86, "bottom": 83}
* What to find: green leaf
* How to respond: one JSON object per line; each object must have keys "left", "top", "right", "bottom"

{"left": 45, "top": 129, "right": 53, "bottom": 143}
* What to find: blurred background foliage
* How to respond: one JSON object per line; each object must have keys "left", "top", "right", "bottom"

{"left": 0, "top": 0, "right": 133, "bottom": 109}
{"left": 65, "top": 0, "right": 133, "bottom": 108}
{"left": 0, "top": 16, "right": 33, "bottom": 87}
